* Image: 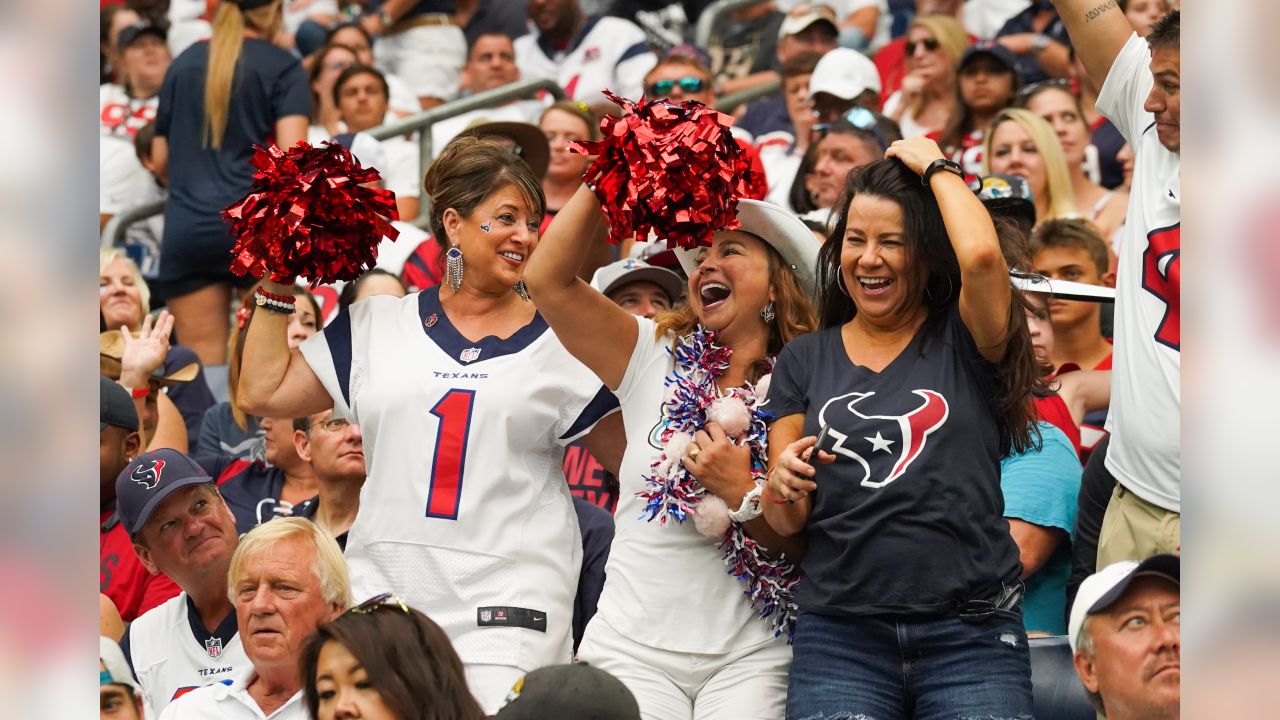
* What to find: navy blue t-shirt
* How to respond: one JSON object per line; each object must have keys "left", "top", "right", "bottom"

{"left": 154, "top": 39, "right": 310, "bottom": 284}
{"left": 198, "top": 454, "right": 315, "bottom": 535}
{"left": 164, "top": 345, "right": 215, "bottom": 442}
{"left": 767, "top": 306, "right": 1022, "bottom": 616}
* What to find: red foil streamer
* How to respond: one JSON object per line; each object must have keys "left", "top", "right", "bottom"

{"left": 571, "top": 91, "right": 764, "bottom": 249}
{"left": 222, "top": 141, "right": 400, "bottom": 286}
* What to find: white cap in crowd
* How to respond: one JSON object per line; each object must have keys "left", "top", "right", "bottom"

{"left": 100, "top": 636, "right": 140, "bottom": 693}
{"left": 808, "top": 47, "right": 882, "bottom": 102}
{"left": 1068, "top": 554, "right": 1180, "bottom": 653}
{"left": 591, "top": 258, "right": 686, "bottom": 303}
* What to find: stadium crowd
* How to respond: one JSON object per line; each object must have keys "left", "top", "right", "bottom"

{"left": 99, "top": 1, "right": 1180, "bottom": 718}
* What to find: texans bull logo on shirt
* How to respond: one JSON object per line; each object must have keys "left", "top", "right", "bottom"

{"left": 130, "top": 458, "right": 166, "bottom": 490}
{"left": 817, "top": 390, "right": 950, "bottom": 488}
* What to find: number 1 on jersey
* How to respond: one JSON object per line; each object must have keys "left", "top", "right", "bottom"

{"left": 426, "top": 389, "right": 475, "bottom": 519}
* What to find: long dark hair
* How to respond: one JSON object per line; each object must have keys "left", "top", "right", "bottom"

{"left": 817, "top": 158, "right": 1043, "bottom": 453}
{"left": 301, "top": 606, "right": 485, "bottom": 720}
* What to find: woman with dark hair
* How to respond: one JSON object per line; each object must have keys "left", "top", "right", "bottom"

{"left": 525, "top": 175, "right": 818, "bottom": 716}
{"left": 307, "top": 43, "right": 358, "bottom": 141}
{"left": 323, "top": 22, "right": 419, "bottom": 119}
{"left": 302, "top": 595, "right": 485, "bottom": 720}
{"left": 934, "top": 42, "right": 1021, "bottom": 176}
{"left": 337, "top": 268, "right": 409, "bottom": 310}
{"left": 151, "top": 0, "right": 309, "bottom": 373}
{"left": 763, "top": 138, "right": 1041, "bottom": 720}
{"left": 238, "top": 138, "right": 621, "bottom": 714}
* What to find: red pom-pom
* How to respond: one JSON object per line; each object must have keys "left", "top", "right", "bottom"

{"left": 571, "top": 91, "right": 763, "bottom": 249}
{"left": 222, "top": 141, "right": 400, "bottom": 286}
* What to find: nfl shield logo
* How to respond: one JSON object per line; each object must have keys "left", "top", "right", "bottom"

{"left": 205, "top": 637, "right": 222, "bottom": 658}
{"left": 460, "top": 347, "right": 482, "bottom": 363}
{"left": 480, "top": 610, "right": 492, "bottom": 622}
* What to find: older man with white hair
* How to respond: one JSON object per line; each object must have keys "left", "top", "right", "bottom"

{"left": 159, "top": 519, "right": 351, "bottom": 719}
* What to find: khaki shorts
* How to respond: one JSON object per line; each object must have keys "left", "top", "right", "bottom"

{"left": 1096, "top": 483, "right": 1181, "bottom": 567}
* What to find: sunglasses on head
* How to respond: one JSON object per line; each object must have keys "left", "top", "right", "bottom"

{"left": 348, "top": 592, "right": 410, "bottom": 616}
{"left": 646, "top": 76, "right": 706, "bottom": 97}
{"left": 905, "top": 37, "right": 941, "bottom": 55}
{"left": 811, "top": 107, "right": 889, "bottom": 152}
{"left": 1017, "top": 78, "right": 1073, "bottom": 103}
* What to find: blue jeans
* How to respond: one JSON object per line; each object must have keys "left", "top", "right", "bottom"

{"left": 786, "top": 610, "right": 1033, "bottom": 720}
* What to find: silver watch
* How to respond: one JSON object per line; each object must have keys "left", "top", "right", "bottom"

{"left": 728, "top": 484, "right": 765, "bottom": 523}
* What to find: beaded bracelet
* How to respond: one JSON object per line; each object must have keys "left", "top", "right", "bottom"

{"left": 254, "top": 288, "right": 296, "bottom": 315}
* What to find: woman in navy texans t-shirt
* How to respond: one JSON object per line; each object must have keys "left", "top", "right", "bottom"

{"left": 762, "top": 143, "right": 1045, "bottom": 720}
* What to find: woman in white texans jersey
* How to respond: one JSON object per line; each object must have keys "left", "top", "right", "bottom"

{"left": 237, "top": 137, "right": 623, "bottom": 714}
{"left": 525, "top": 183, "right": 818, "bottom": 719}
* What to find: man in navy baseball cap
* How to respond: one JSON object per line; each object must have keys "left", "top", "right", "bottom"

{"left": 115, "top": 448, "right": 218, "bottom": 537}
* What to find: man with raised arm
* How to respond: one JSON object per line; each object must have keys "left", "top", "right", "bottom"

{"left": 1049, "top": 2, "right": 1179, "bottom": 565}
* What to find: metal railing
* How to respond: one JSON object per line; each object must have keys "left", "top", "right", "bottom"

{"left": 100, "top": 198, "right": 166, "bottom": 249}
{"left": 716, "top": 77, "right": 783, "bottom": 112}
{"left": 694, "top": 0, "right": 763, "bottom": 49}
{"left": 367, "top": 77, "right": 567, "bottom": 228}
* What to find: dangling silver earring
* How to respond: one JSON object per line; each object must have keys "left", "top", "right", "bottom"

{"left": 760, "top": 302, "right": 776, "bottom": 323}
{"left": 514, "top": 279, "right": 530, "bottom": 301}
{"left": 445, "top": 246, "right": 464, "bottom": 291}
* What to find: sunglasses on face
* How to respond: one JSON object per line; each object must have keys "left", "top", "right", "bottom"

{"left": 811, "top": 107, "right": 889, "bottom": 152}
{"left": 348, "top": 592, "right": 410, "bottom": 615}
{"left": 646, "top": 76, "right": 707, "bottom": 96}
{"left": 905, "top": 37, "right": 941, "bottom": 55}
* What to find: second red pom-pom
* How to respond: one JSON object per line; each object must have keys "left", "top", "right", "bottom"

{"left": 571, "top": 91, "right": 764, "bottom": 250}
{"left": 222, "top": 141, "right": 400, "bottom": 286}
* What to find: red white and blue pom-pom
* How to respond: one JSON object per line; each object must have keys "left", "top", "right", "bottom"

{"left": 570, "top": 91, "right": 764, "bottom": 250}
{"left": 638, "top": 325, "right": 798, "bottom": 641}
{"left": 222, "top": 141, "right": 399, "bottom": 286}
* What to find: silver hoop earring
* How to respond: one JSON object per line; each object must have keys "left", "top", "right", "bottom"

{"left": 837, "top": 273, "right": 851, "bottom": 298}
{"left": 514, "top": 279, "right": 530, "bottom": 301}
{"left": 760, "top": 302, "right": 776, "bottom": 323}
{"left": 445, "top": 246, "right": 464, "bottom": 291}
{"left": 925, "top": 275, "right": 954, "bottom": 304}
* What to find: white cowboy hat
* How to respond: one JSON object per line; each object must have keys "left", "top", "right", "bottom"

{"left": 673, "top": 199, "right": 821, "bottom": 295}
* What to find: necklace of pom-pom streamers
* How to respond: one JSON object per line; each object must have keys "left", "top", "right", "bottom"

{"left": 638, "top": 325, "right": 798, "bottom": 641}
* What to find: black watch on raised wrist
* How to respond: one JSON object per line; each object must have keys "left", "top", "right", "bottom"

{"left": 922, "top": 158, "right": 963, "bottom": 187}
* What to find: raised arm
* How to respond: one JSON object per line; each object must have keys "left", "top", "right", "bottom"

{"left": 523, "top": 184, "right": 641, "bottom": 390}
{"left": 1050, "top": 0, "right": 1134, "bottom": 90}
{"left": 237, "top": 280, "right": 332, "bottom": 419}
{"left": 885, "top": 137, "right": 1011, "bottom": 363}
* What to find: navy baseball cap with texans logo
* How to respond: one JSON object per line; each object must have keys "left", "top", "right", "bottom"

{"left": 115, "top": 449, "right": 214, "bottom": 536}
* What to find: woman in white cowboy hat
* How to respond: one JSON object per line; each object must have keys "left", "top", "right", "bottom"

{"left": 524, "top": 187, "right": 819, "bottom": 720}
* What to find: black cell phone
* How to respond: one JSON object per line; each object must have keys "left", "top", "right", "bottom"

{"left": 814, "top": 424, "right": 833, "bottom": 456}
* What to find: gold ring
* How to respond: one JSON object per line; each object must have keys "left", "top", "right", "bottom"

{"left": 688, "top": 446, "right": 700, "bottom": 461}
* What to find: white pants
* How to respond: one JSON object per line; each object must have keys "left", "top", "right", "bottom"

{"left": 577, "top": 617, "right": 791, "bottom": 720}
{"left": 465, "top": 663, "right": 525, "bottom": 715}
{"left": 375, "top": 23, "right": 466, "bottom": 101}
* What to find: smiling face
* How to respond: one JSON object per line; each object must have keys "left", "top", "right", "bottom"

{"left": 335, "top": 70, "right": 388, "bottom": 133}
{"left": 1076, "top": 576, "right": 1181, "bottom": 719}
{"left": 313, "top": 641, "right": 397, "bottom": 720}
{"left": 135, "top": 484, "right": 239, "bottom": 587}
{"left": 840, "top": 194, "right": 925, "bottom": 327}
{"left": 235, "top": 535, "right": 342, "bottom": 673}
{"left": 445, "top": 183, "right": 542, "bottom": 293}
{"left": 688, "top": 231, "right": 775, "bottom": 343}
{"left": 988, "top": 120, "right": 1048, "bottom": 206}
{"left": 1026, "top": 87, "right": 1089, "bottom": 168}
{"left": 812, "top": 132, "right": 880, "bottom": 208}
{"left": 99, "top": 257, "right": 145, "bottom": 330}
{"left": 1144, "top": 47, "right": 1180, "bottom": 152}
{"left": 958, "top": 56, "right": 1016, "bottom": 115}
{"left": 541, "top": 108, "right": 592, "bottom": 183}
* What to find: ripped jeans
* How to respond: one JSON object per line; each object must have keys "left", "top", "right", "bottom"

{"left": 785, "top": 610, "right": 1034, "bottom": 720}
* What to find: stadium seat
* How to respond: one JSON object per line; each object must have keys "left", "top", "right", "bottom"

{"left": 1029, "top": 636, "right": 1096, "bottom": 720}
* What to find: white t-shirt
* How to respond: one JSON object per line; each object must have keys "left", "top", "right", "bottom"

{"left": 1097, "top": 33, "right": 1180, "bottom": 512}
{"left": 590, "top": 316, "right": 784, "bottom": 654}
{"left": 299, "top": 291, "right": 615, "bottom": 671}
{"left": 380, "top": 133, "right": 421, "bottom": 200}
{"left": 100, "top": 135, "right": 151, "bottom": 215}
{"left": 756, "top": 132, "right": 803, "bottom": 213}
{"left": 961, "top": 0, "right": 1033, "bottom": 39}
{"left": 514, "top": 16, "right": 657, "bottom": 104}
{"left": 126, "top": 593, "right": 249, "bottom": 718}
{"left": 882, "top": 90, "right": 931, "bottom": 139}
{"left": 282, "top": 0, "right": 338, "bottom": 34}
{"left": 159, "top": 667, "right": 304, "bottom": 720}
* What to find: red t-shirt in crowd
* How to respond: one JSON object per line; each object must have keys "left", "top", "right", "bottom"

{"left": 101, "top": 510, "right": 181, "bottom": 622}
{"left": 1033, "top": 392, "right": 1082, "bottom": 457}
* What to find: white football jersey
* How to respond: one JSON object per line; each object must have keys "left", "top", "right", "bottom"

{"left": 1097, "top": 33, "right": 1180, "bottom": 512}
{"left": 514, "top": 16, "right": 657, "bottom": 104}
{"left": 299, "top": 289, "right": 617, "bottom": 671}
{"left": 125, "top": 593, "right": 248, "bottom": 718}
